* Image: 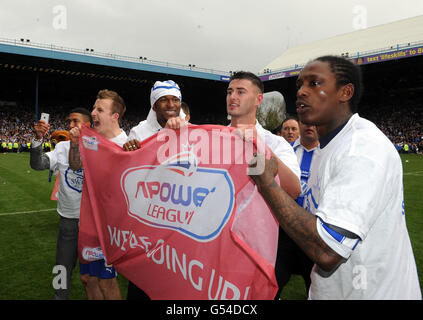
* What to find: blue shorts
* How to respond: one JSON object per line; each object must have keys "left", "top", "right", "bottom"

{"left": 79, "top": 259, "right": 117, "bottom": 279}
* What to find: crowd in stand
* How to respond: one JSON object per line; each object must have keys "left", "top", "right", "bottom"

{"left": 1, "top": 105, "right": 35, "bottom": 152}
{"left": 359, "top": 93, "right": 423, "bottom": 154}
{"left": 0, "top": 103, "right": 230, "bottom": 153}
{"left": 0, "top": 104, "right": 137, "bottom": 152}
{"left": 1, "top": 97, "right": 421, "bottom": 154}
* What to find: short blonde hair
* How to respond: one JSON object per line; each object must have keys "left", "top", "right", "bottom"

{"left": 97, "top": 89, "right": 126, "bottom": 121}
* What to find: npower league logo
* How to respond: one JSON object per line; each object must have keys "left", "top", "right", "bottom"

{"left": 121, "top": 147, "right": 235, "bottom": 242}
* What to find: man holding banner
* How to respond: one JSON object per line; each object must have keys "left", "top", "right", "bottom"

{"left": 123, "top": 80, "right": 187, "bottom": 299}
{"left": 248, "top": 55, "right": 421, "bottom": 299}
{"left": 30, "top": 108, "right": 92, "bottom": 300}
{"left": 123, "top": 80, "right": 186, "bottom": 152}
{"left": 69, "top": 89, "right": 128, "bottom": 299}
{"left": 226, "top": 71, "right": 301, "bottom": 200}
{"left": 76, "top": 73, "right": 302, "bottom": 298}
{"left": 226, "top": 72, "right": 302, "bottom": 300}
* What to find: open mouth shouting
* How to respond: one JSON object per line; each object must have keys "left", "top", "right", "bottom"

{"left": 296, "top": 100, "right": 311, "bottom": 114}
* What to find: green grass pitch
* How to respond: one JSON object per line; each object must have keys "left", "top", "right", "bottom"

{"left": 0, "top": 152, "right": 422, "bottom": 299}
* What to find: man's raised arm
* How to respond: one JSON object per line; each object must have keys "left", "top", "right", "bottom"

{"left": 30, "top": 120, "right": 51, "bottom": 170}
{"left": 69, "top": 127, "right": 82, "bottom": 170}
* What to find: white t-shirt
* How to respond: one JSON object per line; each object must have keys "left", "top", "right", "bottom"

{"left": 128, "top": 118, "right": 161, "bottom": 142}
{"left": 128, "top": 108, "right": 185, "bottom": 142}
{"left": 46, "top": 130, "right": 128, "bottom": 219}
{"left": 305, "top": 113, "right": 421, "bottom": 300}
{"left": 255, "top": 121, "right": 301, "bottom": 181}
{"left": 46, "top": 141, "right": 83, "bottom": 219}
{"left": 109, "top": 130, "right": 128, "bottom": 147}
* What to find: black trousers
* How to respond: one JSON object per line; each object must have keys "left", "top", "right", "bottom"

{"left": 274, "top": 227, "right": 314, "bottom": 299}
{"left": 54, "top": 216, "right": 79, "bottom": 300}
{"left": 126, "top": 281, "right": 151, "bottom": 300}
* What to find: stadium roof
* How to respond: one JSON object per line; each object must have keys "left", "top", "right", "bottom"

{"left": 261, "top": 15, "right": 423, "bottom": 76}
{"left": 0, "top": 37, "right": 230, "bottom": 82}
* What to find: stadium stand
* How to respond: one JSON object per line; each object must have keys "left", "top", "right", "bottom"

{"left": 0, "top": 37, "right": 230, "bottom": 151}
{"left": 260, "top": 15, "right": 423, "bottom": 75}
{"left": 262, "top": 57, "right": 423, "bottom": 154}
{"left": 1, "top": 14, "right": 423, "bottom": 155}
{"left": 259, "top": 16, "right": 423, "bottom": 155}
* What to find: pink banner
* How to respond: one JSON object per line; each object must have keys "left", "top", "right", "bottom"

{"left": 78, "top": 124, "right": 279, "bottom": 300}
{"left": 50, "top": 172, "right": 60, "bottom": 201}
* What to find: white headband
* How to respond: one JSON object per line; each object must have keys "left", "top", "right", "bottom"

{"left": 147, "top": 80, "right": 185, "bottom": 125}
{"left": 150, "top": 80, "right": 182, "bottom": 107}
